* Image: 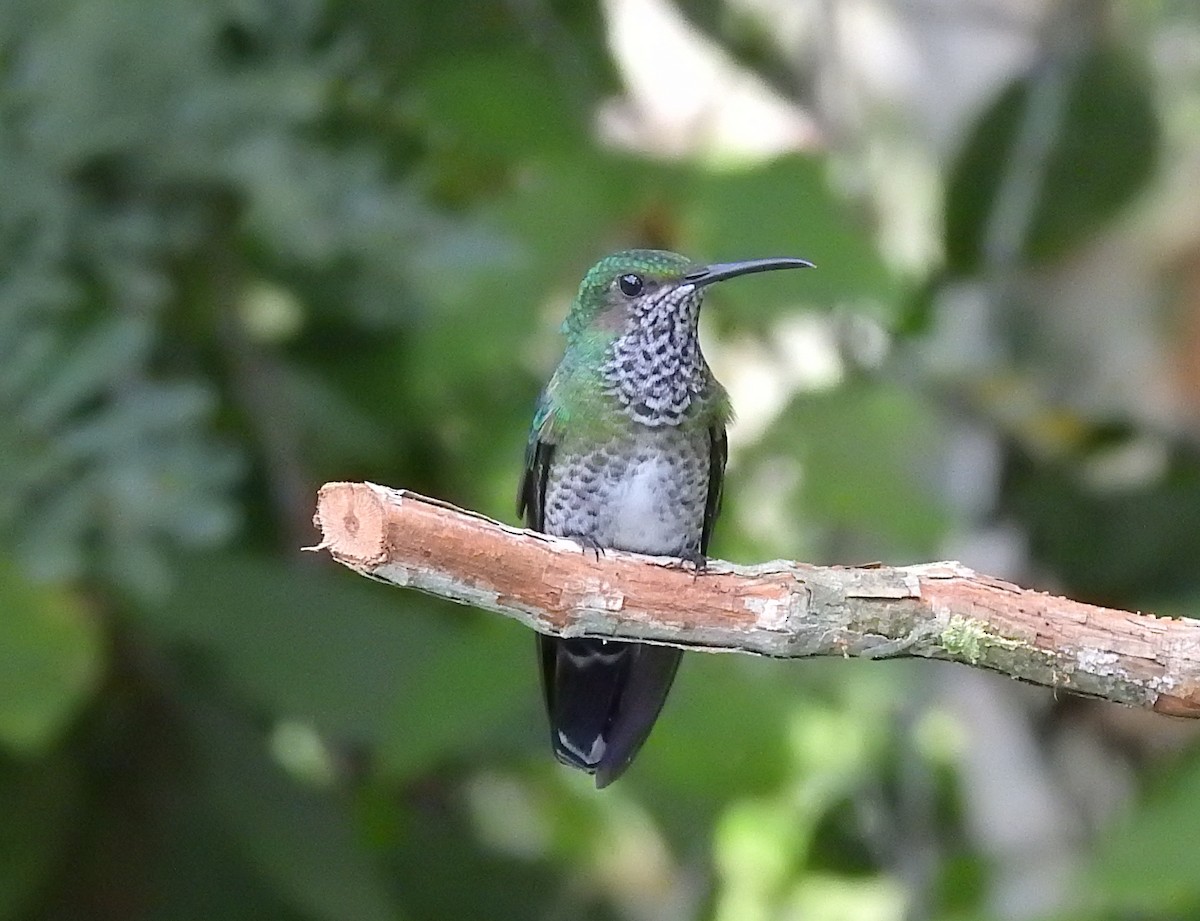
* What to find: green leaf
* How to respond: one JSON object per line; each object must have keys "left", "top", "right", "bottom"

{"left": 945, "top": 45, "right": 1158, "bottom": 274}
{"left": 0, "top": 753, "right": 81, "bottom": 919}
{"left": 18, "top": 316, "right": 152, "bottom": 430}
{"left": 0, "top": 560, "right": 103, "bottom": 754}
{"left": 1005, "top": 433, "right": 1200, "bottom": 601}
{"left": 1087, "top": 748, "right": 1200, "bottom": 913}
{"left": 375, "top": 617, "right": 530, "bottom": 780}
{"left": 409, "top": 50, "right": 588, "bottom": 161}
{"left": 756, "top": 381, "right": 949, "bottom": 558}
{"left": 139, "top": 556, "right": 530, "bottom": 778}
{"left": 137, "top": 555, "right": 441, "bottom": 742}
{"left": 382, "top": 781, "right": 567, "bottom": 921}
{"left": 682, "top": 157, "right": 900, "bottom": 322}
{"left": 188, "top": 701, "right": 402, "bottom": 921}
{"left": 639, "top": 656, "right": 795, "bottom": 796}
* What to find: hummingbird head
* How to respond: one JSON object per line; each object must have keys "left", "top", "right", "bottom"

{"left": 564, "top": 249, "right": 813, "bottom": 345}
{"left": 563, "top": 249, "right": 812, "bottom": 426}
{"left": 564, "top": 250, "right": 693, "bottom": 344}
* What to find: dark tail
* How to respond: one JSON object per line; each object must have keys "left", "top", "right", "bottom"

{"left": 538, "top": 635, "right": 681, "bottom": 787}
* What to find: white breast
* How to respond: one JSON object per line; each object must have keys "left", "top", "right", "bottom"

{"left": 543, "top": 426, "right": 710, "bottom": 558}
{"left": 606, "top": 454, "right": 686, "bottom": 554}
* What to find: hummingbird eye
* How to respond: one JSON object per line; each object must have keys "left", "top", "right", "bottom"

{"left": 617, "top": 273, "right": 644, "bottom": 297}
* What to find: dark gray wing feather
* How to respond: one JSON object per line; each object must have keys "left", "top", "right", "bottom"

{"left": 702, "top": 424, "right": 728, "bottom": 556}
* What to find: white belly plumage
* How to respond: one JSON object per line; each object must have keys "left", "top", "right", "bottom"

{"left": 543, "top": 427, "right": 710, "bottom": 557}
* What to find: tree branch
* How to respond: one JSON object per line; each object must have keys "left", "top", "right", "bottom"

{"left": 309, "top": 481, "right": 1200, "bottom": 719}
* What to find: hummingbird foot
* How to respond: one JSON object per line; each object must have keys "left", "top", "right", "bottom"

{"left": 566, "top": 532, "right": 606, "bottom": 561}
{"left": 670, "top": 548, "right": 708, "bottom": 574}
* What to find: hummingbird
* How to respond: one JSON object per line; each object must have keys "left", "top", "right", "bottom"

{"left": 518, "top": 249, "right": 812, "bottom": 787}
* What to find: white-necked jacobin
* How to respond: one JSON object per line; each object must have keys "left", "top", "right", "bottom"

{"left": 519, "top": 249, "right": 812, "bottom": 786}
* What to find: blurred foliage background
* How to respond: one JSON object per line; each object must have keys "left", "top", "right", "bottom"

{"left": 3, "top": 1, "right": 1200, "bottom": 919}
